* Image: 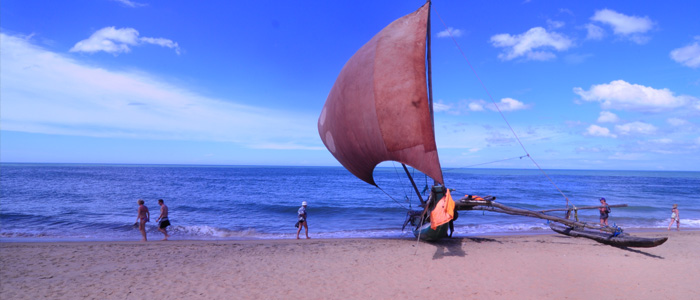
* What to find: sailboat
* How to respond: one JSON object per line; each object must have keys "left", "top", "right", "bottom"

{"left": 317, "top": 2, "right": 667, "bottom": 247}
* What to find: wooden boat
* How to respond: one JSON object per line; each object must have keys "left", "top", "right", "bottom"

{"left": 414, "top": 222, "right": 449, "bottom": 242}
{"left": 317, "top": 1, "right": 668, "bottom": 247}
{"left": 318, "top": 2, "right": 448, "bottom": 241}
{"left": 549, "top": 223, "right": 668, "bottom": 248}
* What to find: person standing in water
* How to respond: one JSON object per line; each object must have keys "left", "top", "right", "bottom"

{"left": 296, "top": 201, "right": 309, "bottom": 239}
{"left": 668, "top": 204, "right": 680, "bottom": 231}
{"left": 136, "top": 199, "right": 150, "bottom": 241}
{"left": 599, "top": 197, "right": 610, "bottom": 226}
{"left": 156, "top": 199, "right": 170, "bottom": 240}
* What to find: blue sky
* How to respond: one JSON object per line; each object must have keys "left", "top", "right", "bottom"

{"left": 1, "top": 0, "right": 699, "bottom": 171}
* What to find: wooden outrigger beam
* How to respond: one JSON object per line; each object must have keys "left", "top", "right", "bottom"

{"left": 454, "top": 197, "right": 622, "bottom": 234}
{"left": 539, "top": 204, "right": 628, "bottom": 213}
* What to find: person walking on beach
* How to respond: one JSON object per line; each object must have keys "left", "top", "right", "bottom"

{"left": 296, "top": 201, "right": 309, "bottom": 239}
{"left": 599, "top": 197, "right": 610, "bottom": 226}
{"left": 156, "top": 199, "right": 171, "bottom": 240}
{"left": 136, "top": 199, "right": 150, "bottom": 241}
{"left": 668, "top": 204, "right": 680, "bottom": 231}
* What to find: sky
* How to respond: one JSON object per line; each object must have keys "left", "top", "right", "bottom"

{"left": 1, "top": 0, "right": 699, "bottom": 171}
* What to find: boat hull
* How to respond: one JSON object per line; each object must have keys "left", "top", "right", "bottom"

{"left": 549, "top": 223, "right": 667, "bottom": 248}
{"left": 413, "top": 222, "right": 449, "bottom": 241}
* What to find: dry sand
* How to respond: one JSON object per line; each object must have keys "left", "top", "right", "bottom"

{"left": 1, "top": 230, "right": 698, "bottom": 299}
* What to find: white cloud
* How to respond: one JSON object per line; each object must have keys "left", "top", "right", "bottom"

{"left": 465, "top": 98, "right": 530, "bottom": 113}
{"left": 433, "top": 98, "right": 530, "bottom": 115}
{"left": 0, "top": 33, "right": 319, "bottom": 149}
{"left": 667, "top": 118, "right": 688, "bottom": 126}
{"left": 112, "top": 0, "right": 146, "bottom": 8}
{"left": 494, "top": 98, "right": 529, "bottom": 111}
{"left": 585, "top": 125, "right": 617, "bottom": 138}
{"left": 585, "top": 24, "right": 605, "bottom": 40}
{"left": 547, "top": 20, "right": 565, "bottom": 29}
{"left": 670, "top": 38, "right": 700, "bottom": 68}
{"left": 437, "top": 27, "right": 463, "bottom": 38}
{"left": 575, "top": 146, "right": 603, "bottom": 153}
{"left": 610, "top": 152, "right": 644, "bottom": 160}
{"left": 597, "top": 111, "right": 619, "bottom": 123}
{"left": 573, "top": 80, "right": 696, "bottom": 112}
{"left": 650, "top": 138, "right": 673, "bottom": 145}
{"left": 590, "top": 9, "right": 653, "bottom": 44}
{"left": 433, "top": 100, "right": 451, "bottom": 112}
{"left": 490, "top": 27, "right": 573, "bottom": 61}
{"left": 70, "top": 27, "right": 180, "bottom": 55}
{"left": 615, "top": 121, "right": 657, "bottom": 136}
{"left": 468, "top": 101, "right": 484, "bottom": 111}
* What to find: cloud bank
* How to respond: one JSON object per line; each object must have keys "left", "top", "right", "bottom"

{"left": 0, "top": 33, "right": 319, "bottom": 150}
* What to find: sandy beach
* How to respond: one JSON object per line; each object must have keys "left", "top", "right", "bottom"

{"left": 1, "top": 230, "right": 697, "bottom": 299}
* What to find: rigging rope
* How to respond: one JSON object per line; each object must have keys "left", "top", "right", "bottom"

{"left": 459, "top": 154, "right": 530, "bottom": 169}
{"left": 377, "top": 186, "right": 409, "bottom": 210}
{"left": 391, "top": 162, "right": 412, "bottom": 206}
{"left": 433, "top": 7, "right": 571, "bottom": 209}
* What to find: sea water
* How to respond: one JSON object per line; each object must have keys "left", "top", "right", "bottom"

{"left": 1, "top": 163, "right": 698, "bottom": 241}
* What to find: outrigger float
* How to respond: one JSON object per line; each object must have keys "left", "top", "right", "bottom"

{"left": 318, "top": 1, "right": 667, "bottom": 248}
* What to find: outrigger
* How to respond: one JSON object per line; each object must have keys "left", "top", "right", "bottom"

{"left": 404, "top": 185, "right": 667, "bottom": 247}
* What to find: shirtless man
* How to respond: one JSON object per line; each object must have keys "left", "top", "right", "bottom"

{"left": 156, "top": 199, "right": 170, "bottom": 240}
{"left": 136, "top": 199, "right": 150, "bottom": 241}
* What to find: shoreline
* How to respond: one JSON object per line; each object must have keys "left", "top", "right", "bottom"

{"left": 2, "top": 230, "right": 697, "bottom": 299}
{"left": 1, "top": 227, "right": 693, "bottom": 243}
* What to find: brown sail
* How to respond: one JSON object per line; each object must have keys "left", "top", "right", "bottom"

{"left": 318, "top": 3, "right": 443, "bottom": 186}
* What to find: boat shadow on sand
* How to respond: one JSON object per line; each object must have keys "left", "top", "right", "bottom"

{"left": 425, "top": 236, "right": 664, "bottom": 260}
{"left": 427, "top": 237, "right": 501, "bottom": 260}
{"left": 614, "top": 246, "right": 665, "bottom": 259}
{"left": 551, "top": 235, "right": 665, "bottom": 259}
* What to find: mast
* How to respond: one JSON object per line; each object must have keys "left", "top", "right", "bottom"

{"left": 425, "top": 1, "right": 441, "bottom": 187}
{"left": 404, "top": 1, "right": 434, "bottom": 205}
{"left": 403, "top": 1, "right": 438, "bottom": 202}
{"left": 403, "top": 163, "right": 425, "bottom": 204}
{"left": 426, "top": 0, "right": 434, "bottom": 133}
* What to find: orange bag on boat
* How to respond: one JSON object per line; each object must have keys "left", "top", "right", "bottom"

{"left": 464, "top": 194, "right": 484, "bottom": 201}
{"left": 430, "top": 189, "right": 455, "bottom": 229}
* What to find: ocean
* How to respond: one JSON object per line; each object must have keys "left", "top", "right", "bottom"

{"left": 1, "top": 163, "right": 698, "bottom": 241}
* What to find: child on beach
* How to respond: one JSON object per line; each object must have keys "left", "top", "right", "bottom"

{"left": 668, "top": 204, "right": 680, "bottom": 231}
{"left": 136, "top": 199, "right": 150, "bottom": 241}
{"left": 599, "top": 197, "right": 610, "bottom": 226}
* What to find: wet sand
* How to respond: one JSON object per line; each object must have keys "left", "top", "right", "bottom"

{"left": 1, "top": 230, "right": 697, "bottom": 299}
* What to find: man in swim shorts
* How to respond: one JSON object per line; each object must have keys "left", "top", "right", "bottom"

{"left": 156, "top": 199, "right": 170, "bottom": 240}
{"left": 296, "top": 201, "right": 309, "bottom": 239}
{"left": 136, "top": 199, "right": 150, "bottom": 241}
